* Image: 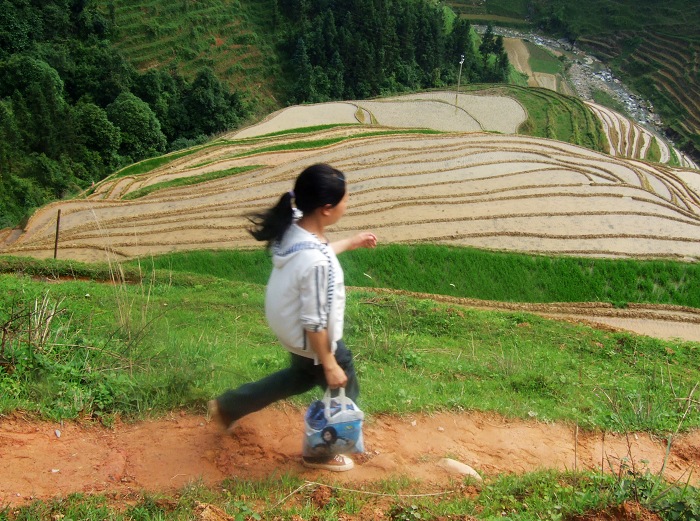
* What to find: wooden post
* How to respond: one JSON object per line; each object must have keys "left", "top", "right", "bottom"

{"left": 54, "top": 209, "right": 61, "bottom": 259}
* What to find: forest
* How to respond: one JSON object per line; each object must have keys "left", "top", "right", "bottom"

{"left": 0, "top": 0, "right": 510, "bottom": 229}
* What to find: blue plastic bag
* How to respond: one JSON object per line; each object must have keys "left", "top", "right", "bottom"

{"left": 302, "top": 388, "right": 364, "bottom": 457}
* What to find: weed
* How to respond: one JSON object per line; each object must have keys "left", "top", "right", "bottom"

{"left": 388, "top": 503, "right": 431, "bottom": 520}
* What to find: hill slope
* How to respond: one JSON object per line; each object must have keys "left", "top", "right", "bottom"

{"left": 449, "top": 0, "right": 700, "bottom": 160}
{"left": 108, "top": 0, "right": 282, "bottom": 115}
{"left": 2, "top": 92, "right": 699, "bottom": 263}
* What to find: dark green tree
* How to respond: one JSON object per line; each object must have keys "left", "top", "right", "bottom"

{"left": 41, "top": 40, "right": 135, "bottom": 106}
{"left": 328, "top": 50, "right": 345, "bottom": 99}
{"left": 0, "top": 0, "right": 40, "bottom": 56}
{"left": 183, "top": 68, "right": 242, "bottom": 137}
{"left": 132, "top": 68, "right": 188, "bottom": 142}
{"left": 0, "top": 55, "right": 69, "bottom": 157}
{"left": 479, "top": 23, "right": 496, "bottom": 56}
{"left": 106, "top": 92, "right": 166, "bottom": 162}
{"left": 71, "top": 101, "right": 121, "bottom": 172}
{"left": 291, "top": 37, "right": 314, "bottom": 103}
{"left": 0, "top": 99, "right": 21, "bottom": 176}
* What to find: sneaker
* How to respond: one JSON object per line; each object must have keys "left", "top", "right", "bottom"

{"left": 207, "top": 399, "right": 233, "bottom": 430}
{"left": 302, "top": 454, "right": 354, "bottom": 472}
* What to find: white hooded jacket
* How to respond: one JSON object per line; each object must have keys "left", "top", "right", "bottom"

{"left": 265, "top": 224, "right": 345, "bottom": 363}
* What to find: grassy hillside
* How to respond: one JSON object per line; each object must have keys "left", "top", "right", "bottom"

{"left": 107, "top": 0, "right": 283, "bottom": 118}
{"left": 475, "top": 84, "right": 608, "bottom": 150}
{"left": 445, "top": 0, "right": 532, "bottom": 26}
{"left": 1, "top": 249, "right": 698, "bottom": 426}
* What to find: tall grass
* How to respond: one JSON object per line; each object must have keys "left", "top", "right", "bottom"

{"left": 141, "top": 245, "right": 700, "bottom": 307}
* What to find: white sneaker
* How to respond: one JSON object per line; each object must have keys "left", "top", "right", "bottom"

{"left": 302, "top": 454, "right": 354, "bottom": 472}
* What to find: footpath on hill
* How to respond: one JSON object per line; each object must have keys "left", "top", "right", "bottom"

{"left": 2, "top": 404, "right": 699, "bottom": 508}
{"left": 1, "top": 286, "right": 699, "bottom": 508}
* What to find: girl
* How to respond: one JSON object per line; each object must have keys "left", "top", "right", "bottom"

{"left": 209, "top": 163, "right": 377, "bottom": 472}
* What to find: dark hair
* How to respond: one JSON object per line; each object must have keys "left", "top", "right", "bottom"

{"left": 321, "top": 426, "right": 338, "bottom": 443}
{"left": 248, "top": 163, "right": 346, "bottom": 247}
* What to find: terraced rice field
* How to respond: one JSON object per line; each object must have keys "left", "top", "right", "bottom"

{"left": 502, "top": 35, "right": 696, "bottom": 168}
{"left": 581, "top": 31, "right": 700, "bottom": 159}
{"left": 2, "top": 95, "right": 698, "bottom": 263}
{"left": 587, "top": 102, "right": 698, "bottom": 169}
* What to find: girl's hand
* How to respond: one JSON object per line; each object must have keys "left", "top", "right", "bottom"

{"left": 331, "top": 232, "right": 377, "bottom": 254}
{"left": 324, "top": 363, "right": 348, "bottom": 389}
{"left": 354, "top": 232, "right": 378, "bottom": 249}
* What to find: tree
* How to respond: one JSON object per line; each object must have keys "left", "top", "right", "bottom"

{"left": 106, "top": 92, "right": 166, "bottom": 162}
{"left": 449, "top": 18, "right": 472, "bottom": 60}
{"left": 0, "top": 99, "right": 21, "bottom": 177}
{"left": 479, "top": 23, "right": 496, "bottom": 56}
{"left": 132, "top": 68, "right": 189, "bottom": 141}
{"left": 328, "top": 50, "right": 344, "bottom": 99}
{"left": 0, "top": 0, "right": 39, "bottom": 56}
{"left": 183, "top": 68, "right": 241, "bottom": 137}
{"left": 71, "top": 101, "right": 120, "bottom": 171}
{"left": 290, "top": 37, "right": 314, "bottom": 103}
{"left": 42, "top": 39, "right": 135, "bottom": 106}
{"left": 0, "top": 55, "right": 69, "bottom": 157}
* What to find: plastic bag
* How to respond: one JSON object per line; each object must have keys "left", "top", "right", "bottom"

{"left": 302, "top": 388, "right": 364, "bottom": 457}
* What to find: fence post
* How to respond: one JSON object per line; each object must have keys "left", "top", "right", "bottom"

{"left": 54, "top": 209, "right": 61, "bottom": 259}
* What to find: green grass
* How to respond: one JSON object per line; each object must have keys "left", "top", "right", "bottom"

{"left": 1, "top": 247, "right": 698, "bottom": 432}
{"left": 647, "top": 136, "right": 662, "bottom": 163}
{"left": 110, "top": 148, "right": 203, "bottom": 179}
{"left": 0, "top": 471, "right": 684, "bottom": 520}
{"left": 122, "top": 165, "right": 262, "bottom": 200}
{"left": 1, "top": 249, "right": 699, "bottom": 518}
{"left": 470, "top": 84, "right": 608, "bottom": 152}
{"left": 0, "top": 471, "right": 687, "bottom": 520}
{"left": 142, "top": 245, "right": 700, "bottom": 308}
{"left": 525, "top": 41, "right": 563, "bottom": 75}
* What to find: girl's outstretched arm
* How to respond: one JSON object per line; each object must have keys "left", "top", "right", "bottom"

{"left": 331, "top": 232, "right": 377, "bottom": 254}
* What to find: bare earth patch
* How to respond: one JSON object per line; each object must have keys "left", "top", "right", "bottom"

{"left": 1, "top": 406, "right": 698, "bottom": 508}
{"left": 504, "top": 38, "right": 534, "bottom": 81}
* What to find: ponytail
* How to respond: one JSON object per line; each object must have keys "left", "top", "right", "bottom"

{"left": 248, "top": 191, "right": 295, "bottom": 247}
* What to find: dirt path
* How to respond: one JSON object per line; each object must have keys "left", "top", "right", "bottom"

{"left": 2, "top": 406, "right": 699, "bottom": 508}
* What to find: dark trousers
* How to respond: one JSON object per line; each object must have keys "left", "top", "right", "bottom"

{"left": 216, "top": 340, "right": 359, "bottom": 425}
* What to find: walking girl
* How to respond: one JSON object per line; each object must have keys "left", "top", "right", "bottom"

{"left": 209, "top": 163, "right": 377, "bottom": 471}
